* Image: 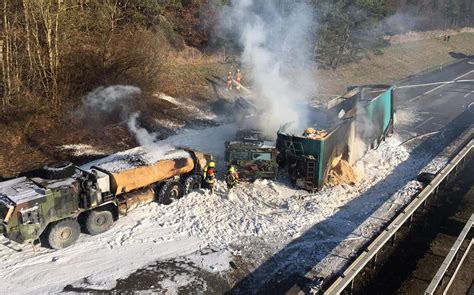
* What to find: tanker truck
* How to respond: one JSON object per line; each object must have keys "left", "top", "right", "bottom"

{"left": 0, "top": 147, "right": 213, "bottom": 249}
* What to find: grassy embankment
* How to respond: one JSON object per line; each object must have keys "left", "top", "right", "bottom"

{"left": 0, "top": 33, "right": 473, "bottom": 176}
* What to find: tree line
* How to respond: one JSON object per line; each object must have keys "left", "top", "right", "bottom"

{"left": 1, "top": 0, "right": 472, "bottom": 113}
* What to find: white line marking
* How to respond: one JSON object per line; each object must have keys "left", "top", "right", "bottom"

{"left": 464, "top": 91, "right": 474, "bottom": 98}
{"left": 414, "top": 117, "right": 434, "bottom": 130}
{"left": 468, "top": 102, "right": 474, "bottom": 114}
{"left": 408, "top": 70, "right": 474, "bottom": 102}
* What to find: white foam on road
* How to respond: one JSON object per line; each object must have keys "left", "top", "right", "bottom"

{"left": 0, "top": 124, "right": 448, "bottom": 293}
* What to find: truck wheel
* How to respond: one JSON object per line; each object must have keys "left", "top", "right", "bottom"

{"left": 184, "top": 175, "right": 202, "bottom": 194}
{"left": 42, "top": 161, "right": 76, "bottom": 180}
{"left": 159, "top": 180, "right": 184, "bottom": 205}
{"left": 84, "top": 209, "right": 114, "bottom": 235}
{"left": 46, "top": 219, "right": 80, "bottom": 249}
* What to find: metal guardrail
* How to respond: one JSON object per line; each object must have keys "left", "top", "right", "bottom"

{"left": 425, "top": 214, "right": 474, "bottom": 294}
{"left": 324, "top": 138, "right": 474, "bottom": 295}
{"left": 443, "top": 239, "right": 473, "bottom": 294}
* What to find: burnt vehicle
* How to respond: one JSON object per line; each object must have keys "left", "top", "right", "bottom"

{"left": 277, "top": 85, "right": 395, "bottom": 190}
{"left": 0, "top": 148, "right": 213, "bottom": 249}
{"left": 225, "top": 129, "right": 279, "bottom": 180}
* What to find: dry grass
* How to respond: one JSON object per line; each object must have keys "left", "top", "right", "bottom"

{"left": 158, "top": 32, "right": 474, "bottom": 103}
{"left": 316, "top": 32, "right": 474, "bottom": 99}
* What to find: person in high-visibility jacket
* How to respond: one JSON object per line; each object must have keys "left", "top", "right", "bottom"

{"left": 204, "top": 161, "right": 216, "bottom": 194}
{"left": 226, "top": 72, "right": 233, "bottom": 91}
{"left": 225, "top": 165, "right": 239, "bottom": 189}
{"left": 235, "top": 69, "right": 242, "bottom": 91}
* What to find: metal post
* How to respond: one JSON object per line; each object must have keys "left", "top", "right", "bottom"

{"left": 372, "top": 253, "right": 378, "bottom": 270}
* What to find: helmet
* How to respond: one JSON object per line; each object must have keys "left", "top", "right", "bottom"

{"left": 228, "top": 166, "right": 235, "bottom": 173}
{"left": 228, "top": 72, "right": 232, "bottom": 75}
{"left": 208, "top": 161, "right": 216, "bottom": 168}
{"left": 237, "top": 69, "right": 240, "bottom": 72}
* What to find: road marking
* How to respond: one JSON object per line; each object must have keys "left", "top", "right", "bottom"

{"left": 408, "top": 70, "right": 474, "bottom": 102}
{"left": 414, "top": 116, "right": 434, "bottom": 130}
{"left": 468, "top": 102, "right": 474, "bottom": 114}
{"left": 464, "top": 91, "right": 474, "bottom": 98}
{"left": 469, "top": 61, "right": 474, "bottom": 65}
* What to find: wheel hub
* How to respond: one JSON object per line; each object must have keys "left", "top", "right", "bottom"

{"left": 170, "top": 185, "right": 179, "bottom": 199}
{"left": 96, "top": 215, "right": 106, "bottom": 226}
{"left": 59, "top": 228, "right": 72, "bottom": 240}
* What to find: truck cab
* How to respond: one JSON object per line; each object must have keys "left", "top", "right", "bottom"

{"left": 0, "top": 163, "right": 117, "bottom": 249}
{"left": 225, "top": 129, "right": 279, "bottom": 180}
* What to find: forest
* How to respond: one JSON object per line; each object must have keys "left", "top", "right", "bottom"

{"left": 0, "top": 0, "right": 473, "bottom": 115}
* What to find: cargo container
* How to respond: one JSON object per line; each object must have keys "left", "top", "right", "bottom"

{"left": 277, "top": 85, "right": 395, "bottom": 190}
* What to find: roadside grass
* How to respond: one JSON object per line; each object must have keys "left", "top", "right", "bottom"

{"left": 1, "top": 32, "right": 472, "bottom": 176}
{"left": 317, "top": 32, "right": 474, "bottom": 99}
{"left": 160, "top": 32, "right": 474, "bottom": 101}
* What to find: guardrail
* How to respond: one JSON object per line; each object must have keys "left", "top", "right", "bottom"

{"left": 324, "top": 137, "right": 474, "bottom": 295}
{"left": 425, "top": 214, "right": 473, "bottom": 294}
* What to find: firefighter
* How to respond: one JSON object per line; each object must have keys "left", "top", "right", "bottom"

{"left": 236, "top": 69, "right": 242, "bottom": 91}
{"left": 204, "top": 161, "right": 216, "bottom": 194}
{"left": 225, "top": 165, "right": 239, "bottom": 190}
{"left": 226, "top": 71, "right": 233, "bottom": 91}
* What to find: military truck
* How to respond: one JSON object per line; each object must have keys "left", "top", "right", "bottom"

{"left": 0, "top": 148, "right": 213, "bottom": 249}
{"left": 277, "top": 85, "right": 395, "bottom": 190}
{"left": 225, "top": 129, "right": 279, "bottom": 180}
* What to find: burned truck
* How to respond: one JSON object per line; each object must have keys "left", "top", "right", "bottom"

{"left": 0, "top": 148, "right": 213, "bottom": 249}
{"left": 277, "top": 85, "right": 395, "bottom": 190}
{"left": 225, "top": 129, "right": 279, "bottom": 180}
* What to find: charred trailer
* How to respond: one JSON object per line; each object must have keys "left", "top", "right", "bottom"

{"left": 277, "top": 85, "right": 395, "bottom": 190}
{"left": 225, "top": 129, "right": 279, "bottom": 181}
{"left": 0, "top": 148, "right": 213, "bottom": 249}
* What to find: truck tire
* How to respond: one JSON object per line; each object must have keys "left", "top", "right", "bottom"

{"left": 184, "top": 175, "right": 202, "bottom": 194}
{"left": 84, "top": 209, "right": 114, "bottom": 235}
{"left": 46, "top": 219, "right": 80, "bottom": 249}
{"left": 42, "top": 161, "right": 76, "bottom": 180}
{"left": 159, "top": 180, "right": 184, "bottom": 205}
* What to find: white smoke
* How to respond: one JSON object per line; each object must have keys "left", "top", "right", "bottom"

{"left": 220, "top": 1, "right": 317, "bottom": 135}
{"left": 127, "top": 112, "right": 159, "bottom": 147}
{"left": 80, "top": 85, "right": 163, "bottom": 149}
{"left": 82, "top": 85, "right": 141, "bottom": 112}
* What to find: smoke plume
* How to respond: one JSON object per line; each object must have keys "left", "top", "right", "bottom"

{"left": 81, "top": 85, "right": 141, "bottom": 113}
{"left": 220, "top": 1, "right": 317, "bottom": 136}
{"left": 127, "top": 112, "right": 160, "bottom": 147}
{"left": 79, "top": 85, "right": 161, "bottom": 148}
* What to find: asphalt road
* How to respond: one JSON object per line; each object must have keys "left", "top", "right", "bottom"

{"left": 396, "top": 57, "right": 474, "bottom": 145}
{"left": 231, "top": 57, "right": 474, "bottom": 294}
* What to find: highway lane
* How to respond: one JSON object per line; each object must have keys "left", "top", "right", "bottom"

{"left": 396, "top": 58, "right": 474, "bottom": 150}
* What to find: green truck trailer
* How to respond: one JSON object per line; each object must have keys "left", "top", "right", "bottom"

{"left": 277, "top": 85, "right": 395, "bottom": 190}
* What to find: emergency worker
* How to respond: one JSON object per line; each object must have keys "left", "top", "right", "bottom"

{"left": 225, "top": 165, "right": 239, "bottom": 189}
{"left": 236, "top": 69, "right": 242, "bottom": 91}
{"left": 226, "top": 71, "right": 233, "bottom": 91}
{"left": 204, "top": 161, "right": 216, "bottom": 194}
